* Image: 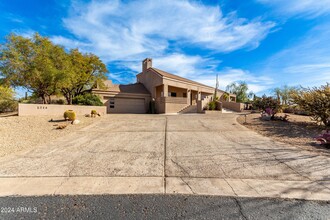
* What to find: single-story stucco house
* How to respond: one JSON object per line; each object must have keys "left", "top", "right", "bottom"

{"left": 93, "top": 58, "right": 237, "bottom": 114}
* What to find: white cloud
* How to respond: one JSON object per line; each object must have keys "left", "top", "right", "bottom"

{"left": 118, "top": 54, "right": 273, "bottom": 93}
{"left": 256, "top": 24, "right": 330, "bottom": 88}
{"left": 257, "top": 0, "right": 330, "bottom": 18}
{"left": 50, "top": 36, "right": 91, "bottom": 50}
{"left": 214, "top": 68, "right": 274, "bottom": 93}
{"left": 54, "top": 0, "right": 274, "bottom": 62}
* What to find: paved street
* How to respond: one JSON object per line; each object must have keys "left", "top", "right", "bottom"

{"left": 0, "top": 114, "right": 329, "bottom": 200}
{"left": 1, "top": 195, "right": 330, "bottom": 220}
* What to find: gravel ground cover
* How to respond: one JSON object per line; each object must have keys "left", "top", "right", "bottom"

{"left": 237, "top": 113, "right": 329, "bottom": 154}
{"left": 0, "top": 115, "right": 100, "bottom": 157}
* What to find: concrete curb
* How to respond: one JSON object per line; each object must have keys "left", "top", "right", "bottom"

{"left": 0, "top": 177, "right": 329, "bottom": 201}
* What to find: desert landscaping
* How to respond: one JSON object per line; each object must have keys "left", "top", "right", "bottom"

{"left": 237, "top": 113, "right": 329, "bottom": 155}
{"left": 0, "top": 115, "right": 100, "bottom": 157}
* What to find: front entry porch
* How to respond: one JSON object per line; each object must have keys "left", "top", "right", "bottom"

{"left": 155, "top": 85, "right": 212, "bottom": 114}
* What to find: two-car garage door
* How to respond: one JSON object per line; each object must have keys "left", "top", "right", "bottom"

{"left": 108, "top": 98, "right": 146, "bottom": 114}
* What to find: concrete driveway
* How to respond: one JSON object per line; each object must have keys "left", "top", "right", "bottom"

{"left": 0, "top": 114, "right": 329, "bottom": 200}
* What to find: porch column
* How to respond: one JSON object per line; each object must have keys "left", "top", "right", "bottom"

{"left": 197, "top": 90, "right": 202, "bottom": 101}
{"left": 187, "top": 89, "right": 191, "bottom": 105}
{"left": 163, "top": 84, "right": 168, "bottom": 97}
{"left": 152, "top": 87, "right": 157, "bottom": 99}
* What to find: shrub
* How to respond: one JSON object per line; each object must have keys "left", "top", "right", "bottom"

{"left": 0, "top": 86, "right": 17, "bottom": 113}
{"left": 253, "top": 96, "right": 280, "bottom": 119}
{"left": 91, "top": 109, "right": 98, "bottom": 117}
{"left": 0, "top": 99, "right": 17, "bottom": 113}
{"left": 221, "top": 93, "right": 229, "bottom": 101}
{"left": 208, "top": 101, "right": 216, "bottom": 110}
{"left": 64, "top": 110, "right": 76, "bottom": 121}
{"left": 291, "top": 84, "right": 330, "bottom": 126}
{"left": 50, "top": 99, "right": 65, "bottom": 105}
{"left": 283, "top": 106, "right": 295, "bottom": 114}
{"left": 72, "top": 93, "right": 103, "bottom": 106}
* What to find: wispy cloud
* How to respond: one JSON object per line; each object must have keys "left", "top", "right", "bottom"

{"left": 256, "top": 24, "right": 330, "bottom": 87}
{"left": 141, "top": 55, "right": 273, "bottom": 93}
{"left": 54, "top": 0, "right": 274, "bottom": 62}
{"left": 257, "top": 0, "right": 330, "bottom": 18}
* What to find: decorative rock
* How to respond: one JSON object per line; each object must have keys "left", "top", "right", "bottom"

{"left": 72, "top": 119, "right": 80, "bottom": 125}
{"left": 56, "top": 124, "right": 67, "bottom": 129}
{"left": 85, "top": 114, "right": 91, "bottom": 117}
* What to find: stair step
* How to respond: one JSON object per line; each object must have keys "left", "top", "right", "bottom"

{"left": 222, "top": 108, "right": 234, "bottom": 113}
{"left": 179, "top": 105, "right": 197, "bottom": 114}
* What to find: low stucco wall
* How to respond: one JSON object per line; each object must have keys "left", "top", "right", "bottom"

{"left": 156, "top": 97, "right": 188, "bottom": 113}
{"left": 18, "top": 103, "right": 106, "bottom": 116}
{"left": 222, "top": 101, "right": 244, "bottom": 112}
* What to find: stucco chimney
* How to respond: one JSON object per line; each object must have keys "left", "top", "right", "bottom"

{"left": 142, "top": 58, "right": 152, "bottom": 72}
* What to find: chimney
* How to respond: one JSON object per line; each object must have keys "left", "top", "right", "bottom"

{"left": 142, "top": 58, "right": 152, "bottom": 72}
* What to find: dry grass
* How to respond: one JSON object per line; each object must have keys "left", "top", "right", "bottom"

{"left": 237, "top": 113, "right": 329, "bottom": 154}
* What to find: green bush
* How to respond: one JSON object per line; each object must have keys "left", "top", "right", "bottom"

{"left": 91, "top": 110, "right": 97, "bottom": 115}
{"left": 0, "top": 86, "right": 17, "bottom": 113}
{"left": 64, "top": 110, "right": 76, "bottom": 121}
{"left": 0, "top": 100, "right": 17, "bottom": 113}
{"left": 283, "top": 107, "right": 295, "bottom": 114}
{"left": 72, "top": 93, "right": 103, "bottom": 106}
{"left": 208, "top": 101, "right": 216, "bottom": 110}
{"left": 291, "top": 84, "right": 330, "bottom": 126}
{"left": 252, "top": 96, "right": 280, "bottom": 118}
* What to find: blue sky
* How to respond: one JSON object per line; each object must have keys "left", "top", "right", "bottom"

{"left": 1, "top": 0, "right": 330, "bottom": 96}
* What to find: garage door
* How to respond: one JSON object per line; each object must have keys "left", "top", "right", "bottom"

{"left": 108, "top": 98, "right": 146, "bottom": 114}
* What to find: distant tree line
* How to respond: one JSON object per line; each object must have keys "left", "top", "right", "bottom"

{"left": 224, "top": 80, "right": 329, "bottom": 126}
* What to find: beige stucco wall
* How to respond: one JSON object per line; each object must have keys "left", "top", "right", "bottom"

{"left": 18, "top": 103, "right": 106, "bottom": 116}
{"left": 155, "top": 97, "right": 188, "bottom": 113}
{"left": 165, "top": 103, "right": 187, "bottom": 113}
{"left": 137, "top": 69, "right": 214, "bottom": 99}
{"left": 137, "top": 70, "right": 163, "bottom": 98}
{"left": 162, "top": 78, "right": 214, "bottom": 94}
{"left": 222, "top": 101, "right": 244, "bottom": 112}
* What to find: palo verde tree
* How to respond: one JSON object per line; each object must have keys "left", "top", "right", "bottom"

{"left": 60, "top": 49, "right": 107, "bottom": 105}
{"left": 226, "top": 81, "right": 250, "bottom": 102}
{"left": 0, "top": 33, "right": 68, "bottom": 104}
{"left": 0, "top": 33, "right": 108, "bottom": 104}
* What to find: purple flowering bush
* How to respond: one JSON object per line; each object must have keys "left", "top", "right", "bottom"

{"left": 315, "top": 130, "right": 330, "bottom": 145}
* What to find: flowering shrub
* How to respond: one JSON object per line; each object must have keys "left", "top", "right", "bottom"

{"left": 253, "top": 96, "right": 280, "bottom": 119}
{"left": 315, "top": 130, "right": 330, "bottom": 145}
{"left": 265, "top": 108, "right": 274, "bottom": 116}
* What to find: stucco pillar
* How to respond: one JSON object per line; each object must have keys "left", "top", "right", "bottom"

{"left": 187, "top": 89, "right": 191, "bottom": 105}
{"left": 197, "top": 91, "right": 202, "bottom": 101}
{"left": 152, "top": 87, "right": 157, "bottom": 99}
{"left": 163, "top": 84, "right": 168, "bottom": 97}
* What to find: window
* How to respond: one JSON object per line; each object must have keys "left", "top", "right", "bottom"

{"left": 168, "top": 92, "right": 177, "bottom": 97}
{"left": 109, "top": 98, "right": 115, "bottom": 108}
{"left": 183, "top": 93, "right": 187, "bottom": 98}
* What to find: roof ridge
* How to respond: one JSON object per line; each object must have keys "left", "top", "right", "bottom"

{"left": 149, "top": 67, "right": 214, "bottom": 89}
